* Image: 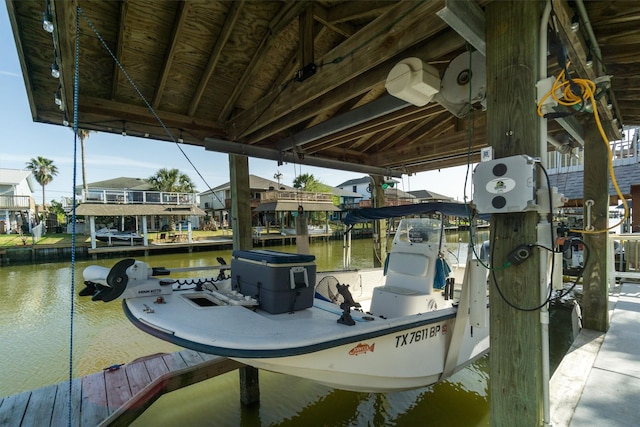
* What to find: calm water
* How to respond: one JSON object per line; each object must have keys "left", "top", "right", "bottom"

{"left": 1, "top": 233, "right": 495, "bottom": 425}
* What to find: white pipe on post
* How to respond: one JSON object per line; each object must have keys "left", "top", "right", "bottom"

{"left": 538, "top": 2, "right": 553, "bottom": 426}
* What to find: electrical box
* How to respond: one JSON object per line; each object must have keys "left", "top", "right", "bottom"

{"left": 473, "top": 155, "right": 538, "bottom": 214}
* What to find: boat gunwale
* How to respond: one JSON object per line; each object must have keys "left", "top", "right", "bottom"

{"left": 122, "top": 299, "right": 459, "bottom": 358}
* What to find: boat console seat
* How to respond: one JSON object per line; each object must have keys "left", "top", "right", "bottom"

{"left": 370, "top": 247, "right": 439, "bottom": 318}
{"left": 385, "top": 252, "right": 434, "bottom": 294}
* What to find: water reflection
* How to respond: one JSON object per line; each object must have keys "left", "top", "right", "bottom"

{"left": 2, "top": 232, "right": 566, "bottom": 427}
{"left": 131, "top": 357, "right": 490, "bottom": 427}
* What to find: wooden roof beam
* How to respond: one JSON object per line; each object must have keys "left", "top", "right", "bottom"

{"left": 152, "top": 0, "right": 189, "bottom": 109}
{"left": 404, "top": 152, "right": 482, "bottom": 174}
{"left": 376, "top": 113, "right": 455, "bottom": 152}
{"left": 217, "top": 0, "right": 312, "bottom": 122}
{"left": 244, "top": 28, "right": 465, "bottom": 146}
{"left": 303, "top": 104, "right": 442, "bottom": 154}
{"left": 110, "top": 0, "right": 127, "bottom": 100}
{"left": 188, "top": 1, "right": 244, "bottom": 116}
{"left": 370, "top": 126, "right": 487, "bottom": 167}
{"left": 228, "top": 0, "right": 449, "bottom": 140}
{"left": 299, "top": 4, "right": 314, "bottom": 72}
{"left": 327, "top": 1, "right": 397, "bottom": 24}
{"left": 79, "top": 95, "right": 224, "bottom": 136}
{"left": 313, "top": 4, "right": 355, "bottom": 38}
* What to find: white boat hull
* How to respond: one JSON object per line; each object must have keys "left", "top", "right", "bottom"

{"left": 122, "top": 290, "right": 488, "bottom": 392}
{"left": 238, "top": 313, "right": 488, "bottom": 392}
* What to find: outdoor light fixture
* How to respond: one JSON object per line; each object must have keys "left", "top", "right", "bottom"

{"left": 122, "top": 122, "right": 127, "bottom": 136}
{"left": 51, "top": 54, "right": 60, "bottom": 78}
{"left": 585, "top": 53, "right": 593, "bottom": 68}
{"left": 570, "top": 12, "right": 579, "bottom": 32}
{"left": 178, "top": 130, "right": 184, "bottom": 143}
{"left": 42, "top": 0, "right": 54, "bottom": 33}
{"left": 54, "top": 89, "right": 62, "bottom": 106}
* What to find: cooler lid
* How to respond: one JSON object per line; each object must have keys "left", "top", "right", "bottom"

{"left": 232, "top": 249, "right": 315, "bottom": 264}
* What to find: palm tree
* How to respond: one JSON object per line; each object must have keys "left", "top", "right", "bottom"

{"left": 25, "top": 156, "right": 59, "bottom": 221}
{"left": 148, "top": 168, "right": 196, "bottom": 230}
{"left": 292, "top": 173, "right": 320, "bottom": 191}
{"left": 77, "top": 129, "right": 93, "bottom": 197}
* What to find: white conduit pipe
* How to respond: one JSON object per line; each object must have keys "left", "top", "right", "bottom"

{"left": 539, "top": 2, "right": 553, "bottom": 427}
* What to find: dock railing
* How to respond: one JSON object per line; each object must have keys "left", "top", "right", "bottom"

{"left": 609, "top": 234, "right": 640, "bottom": 282}
{"left": 82, "top": 189, "right": 196, "bottom": 205}
{"left": 548, "top": 127, "right": 639, "bottom": 174}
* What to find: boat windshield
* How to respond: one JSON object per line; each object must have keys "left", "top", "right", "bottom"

{"left": 393, "top": 218, "right": 441, "bottom": 245}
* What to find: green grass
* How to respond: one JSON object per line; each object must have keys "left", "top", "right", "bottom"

{"left": 0, "top": 223, "right": 349, "bottom": 248}
{"left": 0, "top": 229, "right": 230, "bottom": 247}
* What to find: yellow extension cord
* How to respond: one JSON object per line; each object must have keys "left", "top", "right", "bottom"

{"left": 536, "top": 65, "right": 630, "bottom": 234}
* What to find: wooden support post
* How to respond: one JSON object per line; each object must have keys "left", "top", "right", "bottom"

{"left": 228, "top": 154, "right": 259, "bottom": 406}
{"left": 295, "top": 207, "right": 310, "bottom": 255}
{"left": 228, "top": 154, "right": 253, "bottom": 251}
{"left": 486, "top": 2, "right": 543, "bottom": 425}
{"left": 370, "top": 175, "right": 387, "bottom": 268}
{"left": 582, "top": 122, "right": 610, "bottom": 332}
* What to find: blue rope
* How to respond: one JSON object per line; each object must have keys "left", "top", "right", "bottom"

{"left": 68, "top": 7, "right": 80, "bottom": 426}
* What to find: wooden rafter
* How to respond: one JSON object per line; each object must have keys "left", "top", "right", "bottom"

{"left": 244, "top": 29, "right": 465, "bottom": 145}
{"left": 328, "top": 1, "right": 397, "bottom": 24}
{"left": 152, "top": 0, "right": 189, "bottom": 109}
{"left": 228, "top": 0, "right": 449, "bottom": 140}
{"left": 217, "top": 0, "right": 312, "bottom": 123}
{"left": 188, "top": 1, "right": 244, "bottom": 117}
{"left": 313, "top": 4, "right": 354, "bottom": 38}
{"left": 79, "top": 95, "right": 223, "bottom": 135}
{"left": 303, "top": 104, "right": 442, "bottom": 154}
{"left": 370, "top": 125, "right": 487, "bottom": 168}
{"left": 375, "top": 113, "right": 455, "bottom": 153}
{"left": 110, "top": 0, "right": 127, "bottom": 100}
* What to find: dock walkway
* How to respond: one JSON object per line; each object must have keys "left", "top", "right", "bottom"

{"left": 550, "top": 282, "right": 640, "bottom": 426}
{"left": 0, "top": 349, "right": 243, "bottom": 427}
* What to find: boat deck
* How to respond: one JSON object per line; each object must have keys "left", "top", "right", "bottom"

{"left": 550, "top": 281, "right": 640, "bottom": 426}
{"left": 0, "top": 349, "right": 243, "bottom": 427}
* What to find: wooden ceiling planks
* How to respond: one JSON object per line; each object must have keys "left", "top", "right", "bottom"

{"left": 9, "top": 0, "right": 640, "bottom": 177}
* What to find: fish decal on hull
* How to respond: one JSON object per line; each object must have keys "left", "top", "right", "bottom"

{"left": 349, "top": 342, "right": 375, "bottom": 356}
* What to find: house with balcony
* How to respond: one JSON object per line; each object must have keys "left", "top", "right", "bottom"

{"left": 548, "top": 127, "right": 640, "bottom": 232}
{"left": 75, "top": 177, "right": 205, "bottom": 248}
{"left": 0, "top": 168, "right": 35, "bottom": 234}
{"left": 199, "top": 174, "right": 294, "bottom": 227}
{"left": 336, "top": 175, "right": 414, "bottom": 207}
{"left": 331, "top": 187, "right": 363, "bottom": 221}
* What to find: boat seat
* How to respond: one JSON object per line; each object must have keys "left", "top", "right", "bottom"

{"left": 385, "top": 252, "right": 432, "bottom": 293}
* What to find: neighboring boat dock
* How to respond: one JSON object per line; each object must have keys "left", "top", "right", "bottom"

{"left": 2, "top": 283, "right": 639, "bottom": 426}
{"left": 0, "top": 231, "right": 339, "bottom": 264}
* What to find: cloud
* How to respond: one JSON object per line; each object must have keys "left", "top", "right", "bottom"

{"left": 0, "top": 70, "right": 21, "bottom": 78}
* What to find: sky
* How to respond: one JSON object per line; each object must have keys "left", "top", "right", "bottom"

{"left": 0, "top": 6, "right": 472, "bottom": 206}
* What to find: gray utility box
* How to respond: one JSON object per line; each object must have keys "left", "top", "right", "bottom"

{"left": 231, "top": 250, "right": 316, "bottom": 314}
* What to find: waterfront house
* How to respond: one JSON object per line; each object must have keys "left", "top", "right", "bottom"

{"left": 0, "top": 168, "right": 36, "bottom": 234}
{"left": 199, "top": 174, "right": 296, "bottom": 228}
{"left": 75, "top": 177, "right": 205, "bottom": 248}
{"left": 336, "top": 176, "right": 415, "bottom": 207}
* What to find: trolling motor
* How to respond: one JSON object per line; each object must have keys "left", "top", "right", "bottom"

{"left": 336, "top": 283, "right": 361, "bottom": 326}
{"left": 80, "top": 258, "right": 172, "bottom": 302}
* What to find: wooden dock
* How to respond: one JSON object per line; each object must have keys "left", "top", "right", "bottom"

{"left": 0, "top": 350, "right": 243, "bottom": 427}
